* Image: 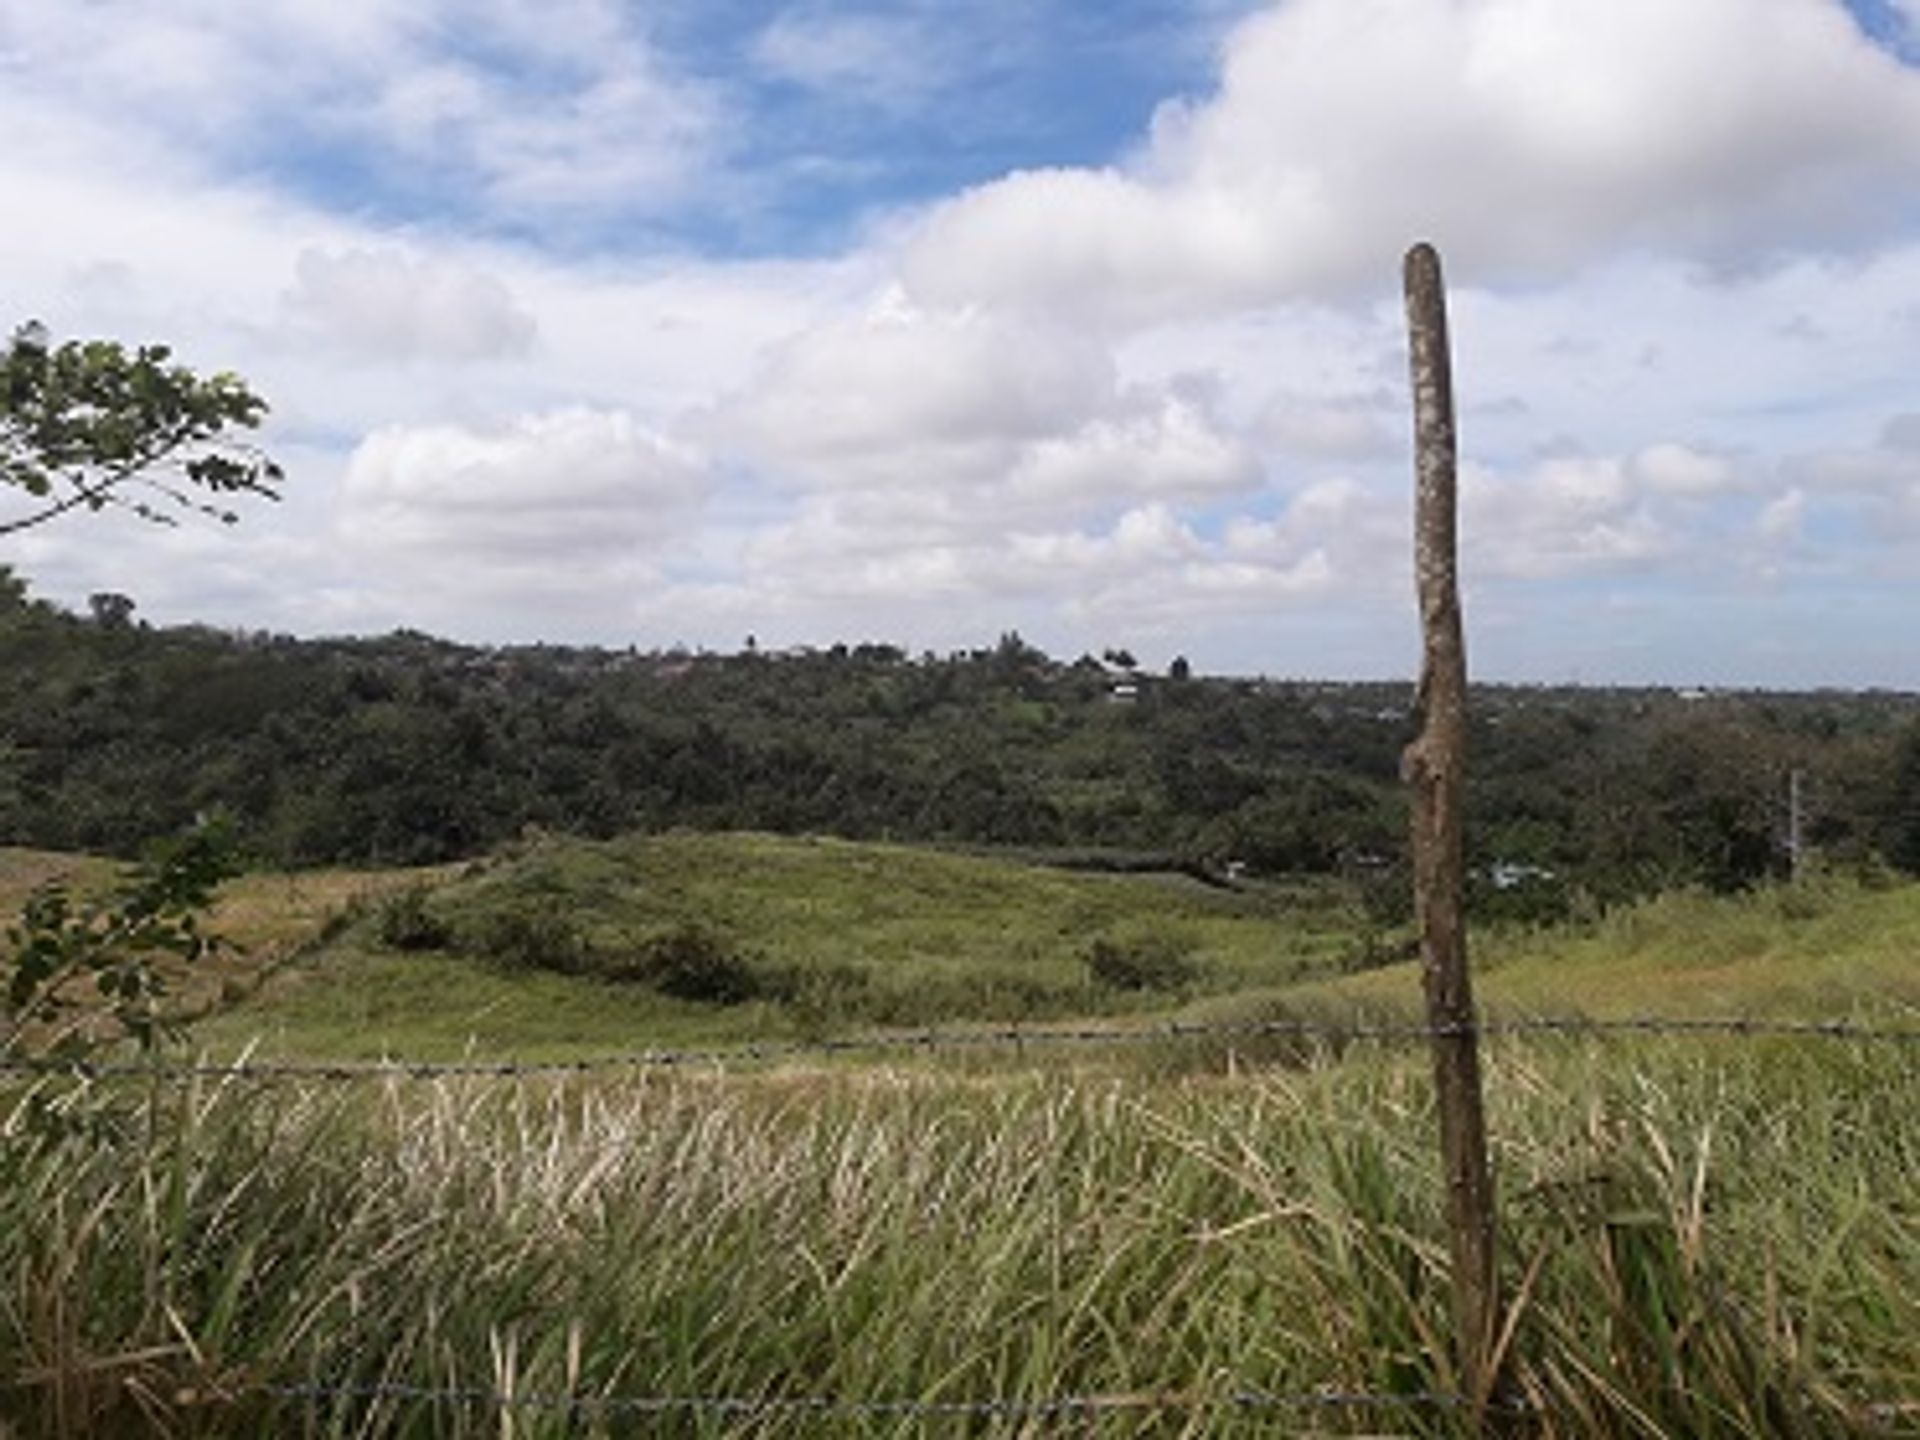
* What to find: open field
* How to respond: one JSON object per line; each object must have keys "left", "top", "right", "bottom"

{"left": 191, "top": 831, "right": 1365, "bottom": 1061}
{"left": 191, "top": 833, "right": 1920, "bottom": 1063}
{"left": 1195, "top": 869, "right": 1920, "bottom": 1032}
{"left": 14, "top": 833, "right": 1918, "bottom": 1066}
{"left": 4, "top": 1031, "right": 1915, "bottom": 1437}
{"left": 4, "top": 833, "right": 1918, "bottom": 1436}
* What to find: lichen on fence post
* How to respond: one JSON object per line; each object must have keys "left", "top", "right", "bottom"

{"left": 1401, "top": 240, "right": 1503, "bottom": 1415}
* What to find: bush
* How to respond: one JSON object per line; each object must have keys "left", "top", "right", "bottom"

{"left": 1084, "top": 930, "right": 1201, "bottom": 992}
{"left": 373, "top": 886, "right": 453, "bottom": 951}
{"left": 465, "top": 902, "right": 592, "bottom": 974}
{"left": 619, "top": 923, "right": 763, "bottom": 1005}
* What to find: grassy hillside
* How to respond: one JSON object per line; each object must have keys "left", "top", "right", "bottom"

{"left": 1207, "top": 870, "right": 1920, "bottom": 1030}
{"left": 7, "top": 835, "right": 1918, "bottom": 1436}
{"left": 1, "top": 843, "right": 447, "bottom": 1032}
{"left": 201, "top": 831, "right": 1364, "bottom": 1060}
{"left": 15, "top": 832, "right": 1917, "bottom": 1065}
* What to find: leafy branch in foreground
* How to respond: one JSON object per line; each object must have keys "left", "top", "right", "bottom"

{"left": 3, "top": 821, "right": 237, "bottom": 1061}
{"left": 1, "top": 320, "right": 280, "bottom": 537}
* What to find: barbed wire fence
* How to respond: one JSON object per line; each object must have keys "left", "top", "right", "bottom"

{"left": 1, "top": 1009, "right": 1914, "bottom": 1082}
{"left": 251, "top": 1378, "right": 1524, "bottom": 1422}
{"left": 5, "top": 1009, "right": 1916, "bottom": 1428}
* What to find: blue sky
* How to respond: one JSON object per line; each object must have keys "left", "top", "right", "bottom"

{"left": 5, "top": 0, "right": 1920, "bottom": 686}
{"left": 185, "top": 1, "right": 1267, "bottom": 256}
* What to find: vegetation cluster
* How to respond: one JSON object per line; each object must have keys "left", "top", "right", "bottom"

{"left": 7, "top": 582, "right": 1920, "bottom": 916}
{"left": 3, "top": 1028, "right": 1911, "bottom": 1437}
{"left": 287, "top": 831, "right": 1357, "bottom": 1050}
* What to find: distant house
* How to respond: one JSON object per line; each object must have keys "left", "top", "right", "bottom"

{"left": 1488, "top": 861, "right": 1555, "bottom": 890}
{"left": 1109, "top": 682, "right": 1139, "bottom": 704}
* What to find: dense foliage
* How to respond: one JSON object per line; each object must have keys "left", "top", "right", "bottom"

{"left": 1, "top": 322, "right": 279, "bottom": 537}
{"left": 3, "top": 578, "right": 1916, "bottom": 906}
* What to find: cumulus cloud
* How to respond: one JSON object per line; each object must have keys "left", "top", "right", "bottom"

{"left": 713, "top": 294, "right": 1113, "bottom": 480}
{"left": 0, "top": 0, "right": 722, "bottom": 230}
{"left": 1465, "top": 455, "right": 1677, "bottom": 579}
{"left": 7, "top": 0, "right": 1920, "bottom": 681}
{"left": 707, "top": 291, "right": 1258, "bottom": 525}
{"left": 281, "top": 248, "right": 537, "bottom": 362}
{"left": 732, "top": 493, "right": 1336, "bottom": 638}
{"left": 902, "top": 0, "right": 1920, "bottom": 325}
{"left": 1007, "top": 393, "right": 1260, "bottom": 505}
{"left": 339, "top": 408, "right": 709, "bottom": 573}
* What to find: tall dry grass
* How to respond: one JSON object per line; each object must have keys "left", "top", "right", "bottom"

{"left": 1, "top": 1032, "right": 1913, "bottom": 1437}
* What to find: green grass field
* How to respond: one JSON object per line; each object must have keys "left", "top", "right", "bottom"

{"left": 4, "top": 832, "right": 1917, "bottom": 1437}
{"left": 195, "top": 830, "right": 1367, "bottom": 1061}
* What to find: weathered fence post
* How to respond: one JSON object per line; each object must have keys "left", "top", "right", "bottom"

{"left": 1401, "top": 241, "right": 1502, "bottom": 1413}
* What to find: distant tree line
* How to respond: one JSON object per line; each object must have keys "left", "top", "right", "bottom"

{"left": 5, "top": 581, "right": 1919, "bottom": 907}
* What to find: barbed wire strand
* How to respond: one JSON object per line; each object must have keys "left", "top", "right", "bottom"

{"left": 254, "top": 1378, "right": 1514, "bottom": 1419}
{"left": 2, "top": 1013, "right": 1915, "bottom": 1082}
{"left": 233, "top": 1378, "right": 1917, "bottom": 1426}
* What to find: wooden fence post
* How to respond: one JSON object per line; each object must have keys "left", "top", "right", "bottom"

{"left": 1401, "top": 241, "right": 1502, "bottom": 1413}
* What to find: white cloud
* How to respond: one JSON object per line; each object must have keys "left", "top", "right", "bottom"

{"left": 281, "top": 248, "right": 537, "bottom": 362}
{"left": 706, "top": 293, "right": 1260, "bottom": 523}
{"left": 0, "top": 0, "right": 722, "bottom": 228}
{"left": 1464, "top": 455, "right": 1677, "bottom": 579}
{"left": 1007, "top": 393, "right": 1260, "bottom": 505}
{"left": 339, "top": 408, "right": 709, "bottom": 572}
{"left": 1628, "top": 443, "right": 1740, "bottom": 498}
{"left": 6, "top": 0, "right": 1920, "bottom": 682}
{"left": 902, "top": 0, "right": 1920, "bottom": 325}
{"left": 713, "top": 294, "right": 1114, "bottom": 483}
{"left": 751, "top": 9, "right": 942, "bottom": 112}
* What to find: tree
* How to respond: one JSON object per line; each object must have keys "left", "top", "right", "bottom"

{"left": 88, "top": 592, "right": 135, "bottom": 629}
{"left": 2, "top": 320, "right": 280, "bottom": 537}
{"left": 1882, "top": 720, "right": 1920, "bottom": 874}
{"left": 1, "top": 323, "right": 273, "bottom": 1091}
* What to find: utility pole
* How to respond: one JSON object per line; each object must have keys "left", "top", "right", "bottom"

{"left": 1402, "top": 241, "right": 1503, "bottom": 1416}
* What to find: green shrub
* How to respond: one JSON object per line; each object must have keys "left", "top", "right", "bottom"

{"left": 465, "top": 902, "right": 592, "bottom": 974}
{"left": 1084, "top": 929, "right": 1201, "bottom": 992}
{"left": 373, "top": 885, "right": 453, "bottom": 951}
{"left": 620, "top": 923, "right": 763, "bottom": 1005}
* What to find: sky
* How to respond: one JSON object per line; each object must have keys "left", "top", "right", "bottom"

{"left": 4, "top": 0, "right": 1920, "bottom": 687}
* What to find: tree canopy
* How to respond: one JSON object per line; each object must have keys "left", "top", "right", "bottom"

{"left": 1, "top": 321, "right": 280, "bottom": 537}
{"left": 3, "top": 590, "right": 1909, "bottom": 904}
